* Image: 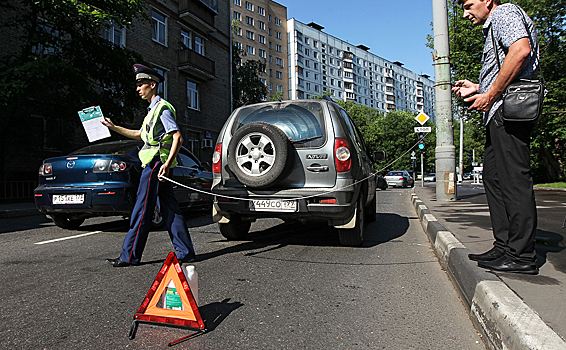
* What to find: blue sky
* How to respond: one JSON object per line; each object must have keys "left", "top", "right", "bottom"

{"left": 279, "top": 0, "right": 436, "bottom": 78}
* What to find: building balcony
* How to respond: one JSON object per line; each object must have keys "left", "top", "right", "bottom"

{"left": 179, "top": 0, "right": 218, "bottom": 34}
{"left": 386, "top": 103, "right": 396, "bottom": 110}
{"left": 178, "top": 49, "right": 215, "bottom": 80}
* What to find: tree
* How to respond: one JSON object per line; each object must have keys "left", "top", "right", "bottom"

{"left": 0, "top": 0, "right": 147, "bottom": 180}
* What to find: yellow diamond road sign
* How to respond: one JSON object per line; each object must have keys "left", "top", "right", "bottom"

{"left": 415, "top": 112, "right": 430, "bottom": 125}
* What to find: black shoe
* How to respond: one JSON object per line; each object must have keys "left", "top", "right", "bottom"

{"left": 178, "top": 256, "right": 196, "bottom": 264}
{"left": 468, "top": 247, "right": 505, "bottom": 262}
{"left": 106, "top": 258, "right": 134, "bottom": 267}
{"left": 478, "top": 255, "right": 538, "bottom": 275}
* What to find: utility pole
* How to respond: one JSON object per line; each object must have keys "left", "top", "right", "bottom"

{"left": 432, "top": 0, "right": 456, "bottom": 201}
{"left": 459, "top": 116, "right": 463, "bottom": 183}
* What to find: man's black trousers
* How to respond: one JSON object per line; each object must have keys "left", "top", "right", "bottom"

{"left": 483, "top": 110, "right": 537, "bottom": 263}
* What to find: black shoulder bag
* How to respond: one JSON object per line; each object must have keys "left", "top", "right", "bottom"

{"left": 490, "top": 6, "right": 546, "bottom": 122}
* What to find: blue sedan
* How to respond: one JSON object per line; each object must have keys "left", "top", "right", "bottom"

{"left": 34, "top": 140, "right": 213, "bottom": 229}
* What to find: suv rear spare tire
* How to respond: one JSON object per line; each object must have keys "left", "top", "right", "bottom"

{"left": 227, "top": 122, "right": 292, "bottom": 188}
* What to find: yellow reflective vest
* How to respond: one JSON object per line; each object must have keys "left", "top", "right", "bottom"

{"left": 138, "top": 99, "right": 178, "bottom": 168}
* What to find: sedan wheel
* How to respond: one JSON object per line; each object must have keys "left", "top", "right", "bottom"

{"left": 51, "top": 214, "right": 85, "bottom": 230}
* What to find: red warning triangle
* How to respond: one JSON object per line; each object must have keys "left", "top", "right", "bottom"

{"left": 131, "top": 252, "right": 205, "bottom": 333}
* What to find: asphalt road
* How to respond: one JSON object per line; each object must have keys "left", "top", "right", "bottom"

{"left": 0, "top": 188, "right": 485, "bottom": 349}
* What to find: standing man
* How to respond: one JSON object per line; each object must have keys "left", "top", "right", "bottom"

{"left": 103, "top": 64, "right": 196, "bottom": 267}
{"left": 452, "top": 0, "right": 539, "bottom": 274}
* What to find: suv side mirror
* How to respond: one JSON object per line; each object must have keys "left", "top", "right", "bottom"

{"left": 373, "top": 151, "right": 386, "bottom": 162}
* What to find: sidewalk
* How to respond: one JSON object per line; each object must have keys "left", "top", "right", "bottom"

{"left": 412, "top": 184, "right": 566, "bottom": 350}
{"left": 0, "top": 202, "right": 42, "bottom": 219}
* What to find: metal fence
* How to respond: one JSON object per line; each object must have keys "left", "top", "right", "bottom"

{"left": 0, "top": 181, "right": 38, "bottom": 200}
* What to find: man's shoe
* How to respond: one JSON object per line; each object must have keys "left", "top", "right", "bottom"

{"left": 468, "top": 247, "right": 505, "bottom": 262}
{"left": 178, "top": 256, "right": 196, "bottom": 264}
{"left": 478, "top": 255, "right": 538, "bottom": 275}
{"left": 106, "top": 258, "right": 133, "bottom": 267}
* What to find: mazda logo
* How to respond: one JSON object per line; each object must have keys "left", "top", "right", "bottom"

{"left": 67, "top": 161, "right": 75, "bottom": 168}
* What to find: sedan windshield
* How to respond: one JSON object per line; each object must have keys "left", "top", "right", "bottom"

{"left": 70, "top": 141, "right": 141, "bottom": 156}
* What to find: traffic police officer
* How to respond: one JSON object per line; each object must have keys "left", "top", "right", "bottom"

{"left": 104, "top": 64, "right": 196, "bottom": 267}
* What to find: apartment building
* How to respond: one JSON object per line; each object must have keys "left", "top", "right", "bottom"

{"left": 232, "top": 0, "right": 288, "bottom": 100}
{"left": 287, "top": 19, "right": 436, "bottom": 119}
{"left": 126, "top": 0, "right": 232, "bottom": 160}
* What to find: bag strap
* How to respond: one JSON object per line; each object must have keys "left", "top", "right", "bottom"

{"left": 489, "top": 4, "right": 545, "bottom": 85}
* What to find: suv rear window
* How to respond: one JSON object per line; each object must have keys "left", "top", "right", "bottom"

{"left": 231, "top": 101, "right": 326, "bottom": 148}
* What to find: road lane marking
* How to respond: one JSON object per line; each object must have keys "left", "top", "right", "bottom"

{"left": 35, "top": 231, "right": 103, "bottom": 245}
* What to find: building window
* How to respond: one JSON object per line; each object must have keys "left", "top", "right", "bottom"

{"left": 154, "top": 67, "right": 167, "bottom": 98}
{"left": 246, "top": 1, "right": 253, "bottom": 10}
{"left": 258, "top": 21, "right": 265, "bottom": 30}
{"left": 246, "top": 16, "right": 254, "bottom": 26}
{"left": 258, "top": 35, "right": 265, "bottom": 44}
{"left": 187, "top": 80, "right": 198, "bottom": 110}
{"left": 233, "top": 0, "right": 240, "bottom": 5}
{"left": 151, "top": 10, "right": 167, "bottom": 45}
{"left": 194, "top": 35, "right": 204, "bottom": 55}
{"left": 258, "top": 6, "right": 265, "bottom": 16}
{"left": 235, "top": 41, "right": 242, "bottom": 50}
{"left": 105, "top": 21, "right": 125, "bottom": 46}
{"left": 275, "top": 31, "right": 282, "bottom": 39}
{"left": 259, "top": 49, "right": 266, "bottom": 58}
{"left": 247, "top": 45, "right": 255, "bottom": 55}
{"left": 260, "top": 78, "right": 266, "bottom": 85}
{"left": 234, "top": 27, "right": 242, "bottom": 36}
{"left": 305, "top": 37, "right": 310, "bottom": 45}
{"left": 246, "top": 31, "right": 254, "bottom": 40}
{"left": 276, "top": 57, "right": 283, "bottom": 67}
{"left": 277, "top": 84, "right": 283, "bottom": 92}
{"left": 268, "top": 14, "right": 271, "bottom": 22}
{"left": 276, "top": 71, "right": 282, "bottom": 79}
{"left": 275, "top": 44, "right": 282, "bottom": 52}
{"left": 233, "top": 11, "right": 241, "bottom": 20}
{"left": 275, "top": 18, "right": 281, "bottom": 26}
{"left": 181, "top": 29, "right": 191, "bottom": 49}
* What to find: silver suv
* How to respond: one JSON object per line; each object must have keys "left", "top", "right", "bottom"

{"left": 211, "top": 98, "right": 384, "bottom": 246}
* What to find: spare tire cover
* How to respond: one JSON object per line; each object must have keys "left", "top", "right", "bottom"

{"left": 227, "top": 122, "right": 292, "bottom": 188}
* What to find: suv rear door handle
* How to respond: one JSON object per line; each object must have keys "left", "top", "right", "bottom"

{"left": 307, "top": 165, "right": 329, "bottom": 172}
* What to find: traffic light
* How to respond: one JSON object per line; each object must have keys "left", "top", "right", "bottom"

{"left": 418, "top": 132, "right": 425, "bottom": 150}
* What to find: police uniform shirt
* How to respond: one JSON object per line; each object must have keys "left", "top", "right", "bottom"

{"left": 140, "top": 95, "right": 180, "bottom": 141}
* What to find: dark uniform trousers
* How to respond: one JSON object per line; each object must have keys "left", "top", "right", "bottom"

{"left": 483, "top": 109, "right": 537, "bottom": 263}
{"left": 120, "top": 157, "right": 195, "bottom": 265}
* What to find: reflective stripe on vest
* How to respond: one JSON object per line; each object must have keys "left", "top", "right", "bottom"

{"left": 138, "top": 99, "right": 178, "bottom": 168}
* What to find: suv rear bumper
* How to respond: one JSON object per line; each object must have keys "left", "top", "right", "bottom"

{"left": 212, "top": 183, "right": 359, "bottom": 225}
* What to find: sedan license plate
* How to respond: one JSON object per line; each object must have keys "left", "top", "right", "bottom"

{"left": 52, "top": 194, "right": 85, "bottom": 205}
{"left": 250, "top": 199, "right": 297, "bottom": 212}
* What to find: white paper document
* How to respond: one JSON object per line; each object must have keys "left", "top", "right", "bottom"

{"left": 78, "top": 106, "right": 111, "bottom": 142}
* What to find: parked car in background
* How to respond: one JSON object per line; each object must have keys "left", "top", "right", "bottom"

{"left": 463, "top": 173, "right": 472, "bottom": 180}
{"left": 211, "top": 97, "right": 385, "bottom": 246}
{"left": 424, "top": 173, "right": 436, "bottom": 182}
{"left": 384, "top": 170, "right": 414, "bottom": 188}
{"left": 34, "top": 140, "right": 213, "bottom": 229}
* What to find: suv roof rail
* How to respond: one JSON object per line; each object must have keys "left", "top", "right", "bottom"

{"left": 322, "top": 95, "right": 333, "bottom": 102}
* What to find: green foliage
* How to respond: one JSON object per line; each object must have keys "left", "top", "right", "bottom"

{"left": 231, "top": 43, "right": 268, "bottom": 109}
{"left": 0, "top": 0, "right": 147, "bottom": 156}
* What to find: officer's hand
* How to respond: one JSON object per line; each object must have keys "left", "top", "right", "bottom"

{"left": 158, "top": 164, "right": 170, "bottom": 182}
{"left": 101, "top": 118, "right": 115, "bottom": 128}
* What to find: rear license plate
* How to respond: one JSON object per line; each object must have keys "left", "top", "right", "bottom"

{"left": 250, "top": 199, "right": 297, "bottom": 212}
{"left": 52, "top": 194, "right": 85, "bottom": 205}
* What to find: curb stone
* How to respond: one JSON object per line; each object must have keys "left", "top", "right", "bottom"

{"left": 411, "top": 193, "right": 566, "bottom": 350}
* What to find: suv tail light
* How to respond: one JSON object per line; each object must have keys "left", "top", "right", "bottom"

{"left": 334, "top": 138, "right": 351, "bottom": 173}
{"left": 213, "top": 143, "right": 222, "bottom": 174}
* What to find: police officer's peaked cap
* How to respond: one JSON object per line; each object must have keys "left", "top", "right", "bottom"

{"left": 133, "top": 64, "right": 163, "bottom": 83}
